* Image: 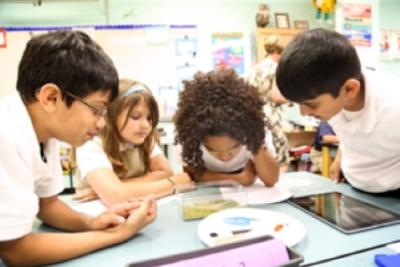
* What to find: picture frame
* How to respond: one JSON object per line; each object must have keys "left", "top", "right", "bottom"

{"left": 294, "top": 20, "right": 310, "bottom": 30}
{"left": 274, "top": 13, "right": 290, "bottom": 29}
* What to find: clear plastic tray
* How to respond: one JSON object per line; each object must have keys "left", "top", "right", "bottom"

{"left": 175, "top": 180, "right": 247, "bottom": 221}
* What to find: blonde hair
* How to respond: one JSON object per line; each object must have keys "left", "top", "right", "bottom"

{"left": 101, "top": 79, "right": 160, "bottom": 177}
{"left": 264, "top": 35, "right": 284, "bottom": 55}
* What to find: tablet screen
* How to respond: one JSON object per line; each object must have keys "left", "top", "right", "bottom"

{"left": 289, "top": 192, "right": 400, "bottom": 234}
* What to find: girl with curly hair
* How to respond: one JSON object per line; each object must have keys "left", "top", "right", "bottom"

{"left": 75, "top": 79, "right": 191, "bottom": 206}
{"left": 174, "top": 69, "right": 279, "bottom": 186}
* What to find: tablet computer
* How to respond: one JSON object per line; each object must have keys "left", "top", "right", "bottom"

{"left": 288, "top": 192, "right": 400, "bottom": 234}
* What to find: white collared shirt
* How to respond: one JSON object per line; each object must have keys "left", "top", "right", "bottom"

{"left": 329, "top": 70, "right": 400, "bottom": 193}
{"left": 0, "top": 93, "right": 63, "bottom": 241}
{"left": 77, "top": 136, "right": 162, "bottom": 180}
{"left": 201, "top": 144, "right": 251, "bottom": 173}
{"left": 201, "top": 131, "right": 276, "bottom": 173}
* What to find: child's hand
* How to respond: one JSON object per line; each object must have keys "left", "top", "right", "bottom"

{"left": 73, "top": 187, "right": 99, "bottom": 202}
{"left": 106, "top": 197, "right": 157, "bottom": 240}
{"left": 330, "top": 160, "right": 343, "bottom": 183}
{"left": 237, "top": 161, "right": 256, "bottom": 186}
{"left": 170, "top": 172, "right": 193, "bottom": 185}
{"left": 126, "top": 197, "right": 157, "bottom": 228}
{"left": 87, "top": 196, "right": 156, "bottom": 231}
{"left": 88, "top": 200, "right": 143, "bottom": 230}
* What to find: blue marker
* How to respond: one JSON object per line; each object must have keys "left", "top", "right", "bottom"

{"left": 375, "top": 254, "right": 400, "bottom": 267}
{"left": 223, "top": 217, "right": 257, "bottom": 226}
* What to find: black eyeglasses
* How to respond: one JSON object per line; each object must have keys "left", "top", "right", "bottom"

{"left": 64, "top": 91, "right": 107, "bottom": 118}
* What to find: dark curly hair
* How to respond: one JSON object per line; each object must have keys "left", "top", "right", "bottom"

{"left": 173, "top": 69, "right": 266, "bottom": 173}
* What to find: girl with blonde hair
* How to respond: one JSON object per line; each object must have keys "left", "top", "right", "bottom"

{"left": 75, "top": 79, "right": 191, "bottom": 206}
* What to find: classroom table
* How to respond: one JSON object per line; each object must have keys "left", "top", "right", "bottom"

{"left": 41, "top": 172, "right": 400, "bottom": 267}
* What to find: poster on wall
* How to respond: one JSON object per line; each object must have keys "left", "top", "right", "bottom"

{"left": 378, "top": 30, "right": 400, "bottom": 61}
{"left": 379, "top": 29, "right": 392, "bottom": 61}
{"left": 211, "top": 32, "right": 244, "bottom": 75}
{"left": 0, "top": 28, "right": 7, "bottom": 48}
{"left": 157, "top": 85, "right": 180, "bottom": 120}
{"left": 342, "top": 3, "right": 372, "bottom": 47}
{"left": 394, "top": 31, "right": 400, "bottom": 60}
{"left": 175, "top": 35, "right": 198, "bottom": 81}
{"left": 175, "top": 36, "right": 197, "bottom": 64}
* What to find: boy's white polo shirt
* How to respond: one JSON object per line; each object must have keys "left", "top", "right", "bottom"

{"left": 329, "top": 70, "right": 400, "bottom": 193}
{"left": 0, "top": 93, "right": 64, "bottom": 241}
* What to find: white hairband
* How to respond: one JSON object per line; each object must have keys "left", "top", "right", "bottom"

{"left": 123, "top": 84, "right": 146, "bottom": 97}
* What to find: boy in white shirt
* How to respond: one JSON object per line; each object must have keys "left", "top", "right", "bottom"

{"left": 0, "top": 30, "right": 156, "bottom": 266}
{"left": 276, "top": 28, "right": 400, "bottom": 196}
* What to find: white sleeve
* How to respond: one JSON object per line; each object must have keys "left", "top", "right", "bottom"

{"left": 76, "top": 137, "right": 113, "bottom": 179}
{"left": 150, "top": 143, "right": 163, "bottom": 158}
{"left": 34, "top": 139, "right": 64, "bottom": 198}
{"left": 0, "top": 135, "right": 37, "bottom": 240}
{"left": 265, "top": 130, "right": 276, "bottom": 157}
{"left": 249, "top": 131, "right": 276, "bottom": 162}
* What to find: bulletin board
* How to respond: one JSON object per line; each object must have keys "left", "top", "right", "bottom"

{"left": 0, "top": 25, "right": 198, "bottom": 105}
{"left": 342, "top": 3, "right": 372, "bottom": 47}
{"left": 211, "top": 32, "right": 244, "bottom": 75}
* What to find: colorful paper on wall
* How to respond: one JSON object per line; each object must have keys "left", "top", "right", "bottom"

{"left": 342, "top": 3, "right": 372, "bottom": 47}
{"left": 211, "top": 32, "right": 244, "bottom": 75}
{"left": 0, "top": 28, "right": 6, "bottom": 48}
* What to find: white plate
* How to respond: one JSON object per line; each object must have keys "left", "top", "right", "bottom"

{"left": 197, "top": 208, "right": 306, "bottom": 247}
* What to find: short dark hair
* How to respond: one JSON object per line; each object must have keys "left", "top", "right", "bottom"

{"left": 17, "top": 30, "right": 119, "bottom": 106}
{"left": 173, "top": 69, "right": 266, "bottom": 171}
{"left": 276, "top": 28, "right": 362, "bottom": 102}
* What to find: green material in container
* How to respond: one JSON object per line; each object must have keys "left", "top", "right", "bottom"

{"left": 182, "top": 199, "right": 240, "bottom": 220}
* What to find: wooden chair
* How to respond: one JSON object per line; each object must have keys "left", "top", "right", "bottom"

{"left": 60, "top": 146, "right": 77, "bottom": 194}
{"left": 286, "top": 130, "right": 316, "bottom": 171}
{"left": 321, "top": 144, "right": 338, "bottom": 178}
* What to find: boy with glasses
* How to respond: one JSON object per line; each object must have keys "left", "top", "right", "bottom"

{"left": 64, "top": 90, "right": 108, "bottom": 118}
{"left": 0, "top": 30, "right": 156, "bottom": 266}
{"left": 276, "top": 28, "right": 400, "bottom": 196}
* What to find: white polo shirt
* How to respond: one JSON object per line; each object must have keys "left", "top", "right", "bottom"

{"left": 0, "top": 93, "right": 64, "bottom": 241}
{"left": 77, "top": 136, "right": 162, "bottom": 180}
{"left": 201, "top": 131, "right": 276, "bottom": 173}
{"left": 329, "top": 70, "right": 400, "bottom": 193}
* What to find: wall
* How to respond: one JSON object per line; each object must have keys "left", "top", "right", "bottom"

{"left": 378, "top": 0, "right": 400, "bottom": 76}
{"left": 0, "top": 0, "right": 398, "bottom": 98}
{"left": 335, "top": 0, "right": 380, "bottom": 68}
{"left": 0, "top": 1, "right": 320, "bottom": 28}
{"left": 380, "top": 0, "right": 400, "bottom": 29}
{"left": 0, "top": 0, "right": 326, "bottom": 98}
